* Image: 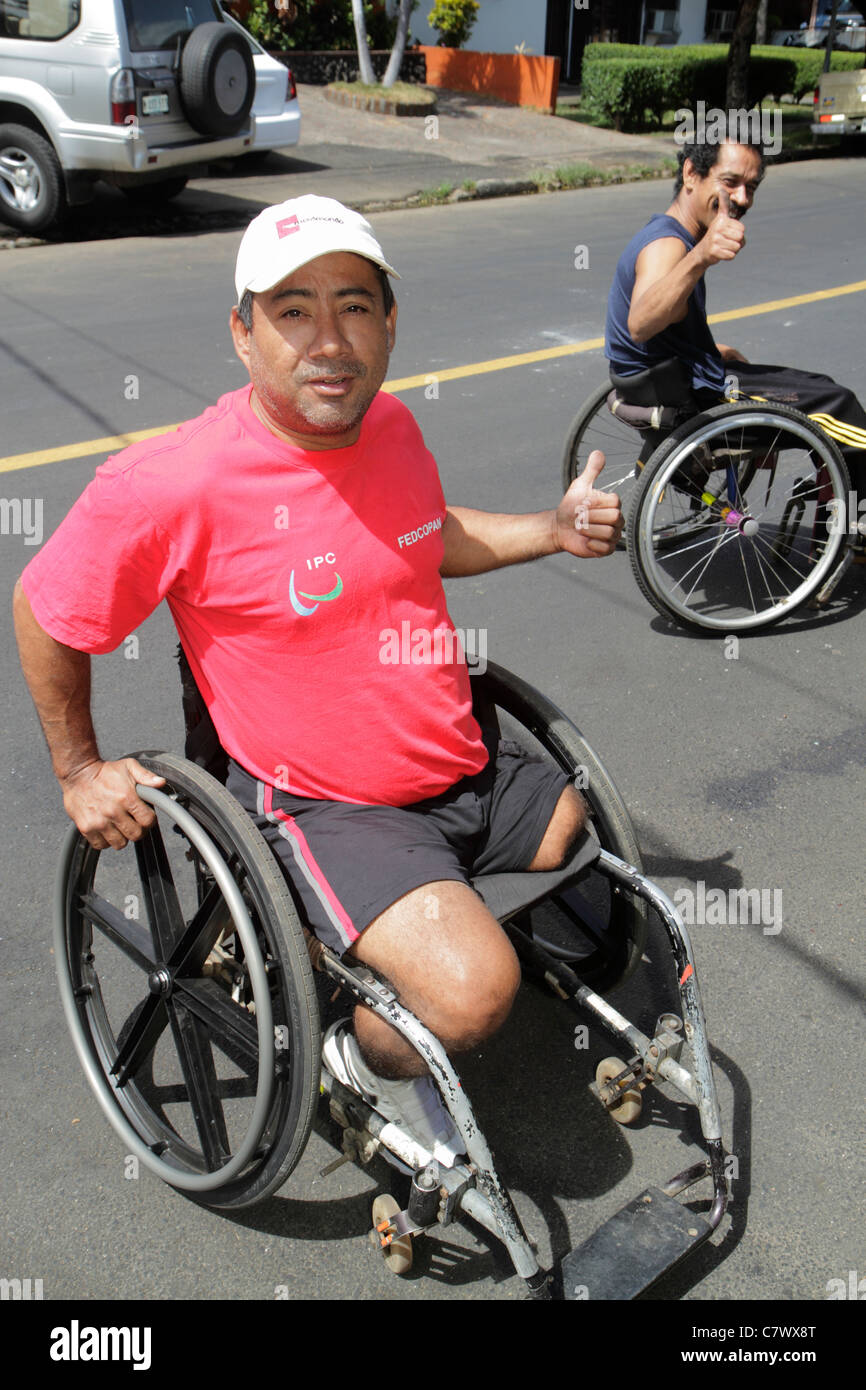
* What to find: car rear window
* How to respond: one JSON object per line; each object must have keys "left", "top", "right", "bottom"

{"left": 0, "top": 1, "right": 80, "bottom": 40}
{"left": 121, "top": 0, "right": 224, "bottom": 52}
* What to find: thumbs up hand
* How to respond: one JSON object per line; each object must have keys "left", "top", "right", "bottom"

{"left": 555, "top": 450, "right": 623, "bottom": 558}
{"left": 702, "top": 186, "right": 746, "bottom": 266}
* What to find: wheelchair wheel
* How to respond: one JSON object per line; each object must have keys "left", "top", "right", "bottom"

{"left": 475, "top": 663, "right": 647, "bottom": 993}
{"left": 627, "top": 403, "right": 851, "bottom": 632}
{"left": 55, "top": 752, "right": 320, "bottom": 1210}
{"left": 561, "top": 381, "right": 647, "bottom": 541}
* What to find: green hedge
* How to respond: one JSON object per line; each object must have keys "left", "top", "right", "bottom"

{"left": 770, "top": 45, "right": 865, "bottom": 98}
{"left": 581, "top": 43, "right": 865, "bottom": 128}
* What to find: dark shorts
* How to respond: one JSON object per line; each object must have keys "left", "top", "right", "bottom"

{"left": 227, "top": 743, "right": 570, "bottom": 957}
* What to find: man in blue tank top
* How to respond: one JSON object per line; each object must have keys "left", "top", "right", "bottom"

{"left": 605, "top": 138, "right": 866, "bottom": 498}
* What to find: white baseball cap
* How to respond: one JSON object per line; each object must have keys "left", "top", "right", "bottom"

{"left": 234, "top": 194, "right": 399, "bottom": 301}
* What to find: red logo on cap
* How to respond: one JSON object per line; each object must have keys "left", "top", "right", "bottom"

{"left": 276, "top": 215, "right": 300, "bottom": 238}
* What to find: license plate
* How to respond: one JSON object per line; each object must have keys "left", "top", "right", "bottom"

{"left": 142, "top": 92, "right": 169, "bottom": 116}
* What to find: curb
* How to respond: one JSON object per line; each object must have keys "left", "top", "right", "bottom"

{"left": 322, "top": 85, "right": 436, "bottom": 118}
{"left": 0, "top": 146, "right": 846, "bottom": 250}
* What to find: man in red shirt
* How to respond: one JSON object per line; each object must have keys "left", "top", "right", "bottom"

{"left": 14, "top": 196, "right": 622, "bottom": 1164}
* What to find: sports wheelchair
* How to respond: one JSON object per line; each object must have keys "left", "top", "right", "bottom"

{"left": 55, "top": 651, "right": 729, "bottom": 1300}
{"left": 562, "top": 358, "right": 856, "bottom": 632}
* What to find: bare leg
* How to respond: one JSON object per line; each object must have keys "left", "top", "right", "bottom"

{"left": 528, "top": 784, "right": 585, "bottom": 870}
{"left": 348, "top": 880, "right": 521, "bottom": 1078}
{"left": 346, "top": 786, "right": 585, "bottom": 1078}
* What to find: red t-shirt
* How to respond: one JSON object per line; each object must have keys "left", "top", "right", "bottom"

{"left": 21, "top": 387, "right": 488, "bottom": 805}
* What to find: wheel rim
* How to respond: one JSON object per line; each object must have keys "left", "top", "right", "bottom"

{"left": 213, "top": 48, "right": 249, "bottom": 116}
{"left": 0, "top": 147, "right": 43, "bottom": 212}
{"left": 55, "top": 786, "right": 278, "bottom": 1193}
{"left": 634, "top": 410, "right": 848, "bottom": 631}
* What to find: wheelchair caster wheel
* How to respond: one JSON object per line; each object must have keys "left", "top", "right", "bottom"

{"left": 596, "top": 1057, "right": 642, "bottom": 1125}
{"left": 371, "top": 1194, "right": 413, "bottom": 1275}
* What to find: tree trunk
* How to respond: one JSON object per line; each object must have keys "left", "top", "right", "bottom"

{"left": 823, "top": 0, "right": 840, "bottom": 74}
{"left": 382, "top": 0, "right": 413, "bottom": 89}
{"left": 726, "top": 0, "right": 762, "bottom": 109}
{"left": 755, "top": 0, "right": 768, "bottom": 44}
{"left": 351, "top": 0, "right": 377, "bottom": 85}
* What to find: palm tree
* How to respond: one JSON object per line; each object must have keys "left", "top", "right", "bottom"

{"left": 350, "top": 0, "right": 377, "bottom": 85}
{"left": 352, "top": 0, "right": 414, "bottom": 90}
{"left": 382, "top": 0, "right": 413, "bottom": 89}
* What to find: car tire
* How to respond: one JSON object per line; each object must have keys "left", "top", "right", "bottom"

{"left": 0, "top": 124, "right": 66, "bottom": 235}
{"left": 180, "top": 22, "right": 255, "bottom": 138}
{"left": 120, "top": 177, "right": 188, "bottom": 205}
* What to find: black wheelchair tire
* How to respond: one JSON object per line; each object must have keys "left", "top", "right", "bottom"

{"left": 475, "top": 663, "right": 647, "bottom": 993}
{"left": 56, "top": 752, "right": 320, "bottom": 1211}
{"left": 626, "top": 401, "right": 851, "bottom": 632}
{"left": 561, "top": 380, "right": 647, "bottom": 548}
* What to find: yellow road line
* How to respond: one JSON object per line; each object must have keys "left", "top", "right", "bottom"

{"left": 381, "top": 338, "right": 604, "bottom": 394}
{"left": 0, "top": 424, "right": 184, "bottom": 475}
{"left": 707, "top": 278, "right": 866, "bottom": 325}
{"left": 3, "top": 278, "right": 866, "bottom": 476}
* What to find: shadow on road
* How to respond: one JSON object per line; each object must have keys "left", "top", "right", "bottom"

{"left": 0, "top": 152, "right": 330, "bottom": 247}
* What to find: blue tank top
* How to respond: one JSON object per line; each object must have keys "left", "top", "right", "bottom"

{"left": 605, "top": 214, "right": 726, "bottom": 394}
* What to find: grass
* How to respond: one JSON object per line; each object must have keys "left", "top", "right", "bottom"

{"left": 414, "top": 182, "right": 455, "bottom": 205}
{"left": 532, "top": 159, "right": 677, "bottom": 191}
{"left": 327, "top": 80, "right": 437, "bottom": 109}
{"left": 554, "top": 97, "right": 852, "bottom": 162}
{"left": 555, "top": 101, "right": 619, "bottom": 129}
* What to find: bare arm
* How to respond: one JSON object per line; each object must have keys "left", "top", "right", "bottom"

{"left": 441, "top": 453, "right": 622, "bottom": 577}
{"left": 627, "top": 203, "right": 746, "bottom": 345}
{"left": 13, "top": 579, "right": 164, "bottom": 849}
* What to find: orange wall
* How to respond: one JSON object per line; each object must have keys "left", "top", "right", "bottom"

{"left": 418, "top": 47, "right": 561, "bottom": 113}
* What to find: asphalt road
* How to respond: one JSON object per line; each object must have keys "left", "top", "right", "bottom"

{"left": 1, "top": 161, "right": 864, "bottom": 1316}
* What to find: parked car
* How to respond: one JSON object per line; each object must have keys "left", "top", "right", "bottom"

{"left": 0, "top": 0, "right": 300, "bottom": 235}
{"left": 815, "top": 2, "right": 865, "bottom": 28}
{"left": 812, "top": 68, "right": 866, "bottom": 138}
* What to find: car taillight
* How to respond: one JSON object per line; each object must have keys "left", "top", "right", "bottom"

{"left": 110, "top": 69, "right": 136, "bottom": 125}
{"left": 285, "top": 65, "right": 296, "bottom": 100}
{"left": 813, "top": 88, "right": 819, "bottom": 107}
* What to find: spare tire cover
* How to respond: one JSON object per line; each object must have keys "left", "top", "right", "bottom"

{"left": 180, "top": 22, "right": 255, "bottom": 138}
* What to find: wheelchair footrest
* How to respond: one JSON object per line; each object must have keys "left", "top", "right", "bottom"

{"left": 561, "top": 1187, "right": 712, "bottom": 1300}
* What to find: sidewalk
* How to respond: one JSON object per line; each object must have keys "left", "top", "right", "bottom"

{"left": 1, "top": 84, "right": 677, "bottom": 246}
{"left": 190, "top": 83, "right": 675, "bottom": 215}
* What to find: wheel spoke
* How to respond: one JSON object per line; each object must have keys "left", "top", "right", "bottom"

{"left": 111, "top": 995, "right": 170, "bottom": 1088}
{"left": 134, "top": 819, "right": 187, "bottom": 958}
{"left": 630, "top": 404, "right": 850, "bottom": 629}
{"left": 171, "top": 976, "right": 259, "bottom": 1065}
{"left": 167, "top": 877, "right": 236, "bottom": 976}
{"left": 165, "top": 1000, "right": 232, "bottom": 1171}
{"left": 78, "top": 890, "right": 156, "bottom": 973}
{"left": 59, "top": 753, "right": 320, "bottom": 1201}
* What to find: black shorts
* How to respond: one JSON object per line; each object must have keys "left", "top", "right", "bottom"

{"left": 227, "top": 743, "right": 570, "bottom": 957}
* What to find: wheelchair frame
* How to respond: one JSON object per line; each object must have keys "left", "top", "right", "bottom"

{"left": 562, "top": 377, "right": 856, "bottom": 632}
{"left": 55, "top": 660, "right": 729, "bottom": 1300}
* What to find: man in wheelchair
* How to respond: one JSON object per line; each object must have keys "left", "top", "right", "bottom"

{"left": 14, "top": 195, "right": 622, "bottom": 1173}
{"left": 605, "top": 133, "right": 866, "bottom": 508}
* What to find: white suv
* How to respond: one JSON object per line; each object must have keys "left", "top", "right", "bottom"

{"left": 0, "top": 0, "right": 300, "bottom": 234}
